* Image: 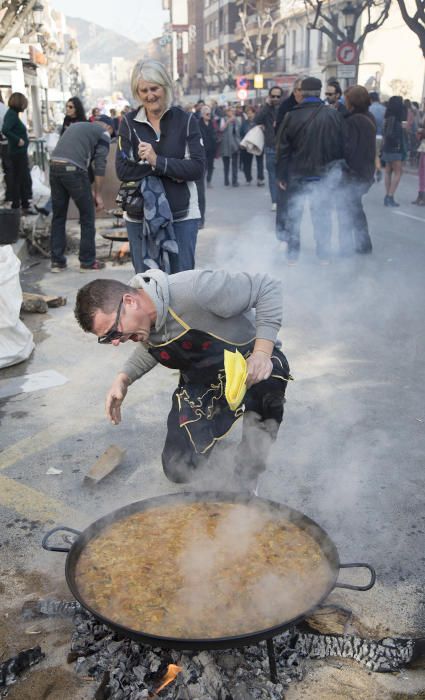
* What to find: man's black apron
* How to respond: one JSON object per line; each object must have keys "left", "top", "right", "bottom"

{"left": 148, "top": 308, "right": 290, "bottom": 456}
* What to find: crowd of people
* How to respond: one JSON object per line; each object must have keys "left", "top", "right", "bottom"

{"left": 0, "top": 60, "right": 424, "bottom": 270}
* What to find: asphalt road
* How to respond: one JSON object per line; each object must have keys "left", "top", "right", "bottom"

{"left": 1, "top": 165, "right": 425, "bottom": 696}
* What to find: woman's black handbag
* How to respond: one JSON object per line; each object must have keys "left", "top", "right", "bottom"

{"left": 116, "top": 180, "right": 144, "bottom": 220}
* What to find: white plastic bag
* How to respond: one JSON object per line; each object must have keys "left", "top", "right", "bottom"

{"left": 31, "top": 165, "right": 51, "bottom": 199}
{"left": 240, "top": 125, "right": 265, "bottom": 156}
{"left": 0, "top": 245, "right": 34, "bottom": 368}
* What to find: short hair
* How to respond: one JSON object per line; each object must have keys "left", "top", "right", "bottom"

{"left": 301, "top": 89, "right": 321, "bottom": 99}
{"left": 131, "top": 59, "right": 173, "bottom": 108}
{"left": 74, "top": 279, "right": 137, "bottom": 332}
{"left": 8, "top": 92, "right": 28, "bottom": 111}
{"left": 344, "top": 85, "right": 370, "bottom": 113}
{"left": 369, "top": 91, "right": 379, "bottom": 103}
{"left": 269, "top": 86, "right": 283, "bottom": 96}
{"left": 200, "top": 105, "right": 211, "bottom": 116}
{"left": 327, "top": 79, "right": 342, "bottom": 96}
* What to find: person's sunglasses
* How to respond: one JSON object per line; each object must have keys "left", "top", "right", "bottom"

{"left": 66, "top": 104, "right": 75, "bottom": 109}
{"left": 98, "top": 299, "right": 125, "bottom": 344}
{"left": 325, "top": 92, "right": 336, "bottom": 97}
{"left": 270, "top": 95, "right": 281, "bottom": 99}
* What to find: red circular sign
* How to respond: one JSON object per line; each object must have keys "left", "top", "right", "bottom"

{"left": 336, "top": 41, "right": 358, "bottom": 65}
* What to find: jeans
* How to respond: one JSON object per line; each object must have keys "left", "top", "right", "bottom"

{"left": 286, "top": 179, "right": 332, "bottom": 259}
{"left": 265, "top": 146, "right": 277, "bottom": 204}
{"left": 240, "top": 150, "right": 264, "bottom": 183}
{"left": 10, "top": 151, "right": 32, "bottom": 209}
{"left": 125, "top": 217, "right": 199, "bottom": 274}
{"left": 222, "top": 153, "right": 238, "bottom": 185}
{"left": 50, "top": 165, "right": 96, "bottom": 265}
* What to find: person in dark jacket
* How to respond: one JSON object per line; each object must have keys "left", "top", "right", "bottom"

{"left": 219, "top": 106, "right": 241, "bottom": 187}
{"left": 339, "top": 85, "right": 376, "bottom": 255}
{"left": 1, "top": 92, "right": 34, "bottom": 214}
{"left": 116, "top": 59, "right": 205, "bottom": 273}
{"left": 255, "top": 86, "right": 283, "bottom": 208}
{"left": 199, "top": 105, "right": 217, "bottom": 187}
{"left": 325, "top": 79, "right": 348, "bottom": 115}
{"left": 60, "top": 96, "right": 87, "bottom": 135}
{"left": 382, "top": 95, "right": 406, "bottom": 207}
{"left": 276, "top": 77, "right": 344, "bottom": 263}
{"left": 275, "top": 79, "right": 303, "bottom": 239}
{"left": 239, "top": 106, "right": 264, "bottom": 184}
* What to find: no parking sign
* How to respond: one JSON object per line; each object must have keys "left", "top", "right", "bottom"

{"left": 336, "top": 41, "right": 358, "bottom": 65}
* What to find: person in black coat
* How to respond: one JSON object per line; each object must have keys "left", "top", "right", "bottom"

{"left": 339, "top": 85, "right": 376, "bottom": 255}
{"left": 199, "top": 105, "right": 217, "bottom": 186}
{"left": 60, "top": 96, "right": 87, "bottom": 135}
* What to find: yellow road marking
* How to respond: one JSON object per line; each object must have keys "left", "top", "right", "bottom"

{"left": 0, "top": 475, "right": 81, "bottom": 524}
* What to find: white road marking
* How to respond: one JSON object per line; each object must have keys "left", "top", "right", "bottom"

{"left": 392, "top": 210, "right": 425, "bottom": 223}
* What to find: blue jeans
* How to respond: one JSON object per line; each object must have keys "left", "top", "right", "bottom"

{"left": 50, "top": 164, "right": 95, "bottom": 265}
{"left": 125, "top": 218, "right": 199, "bottom": 274}
{"left": 265, "top": 146, "right": 277, "bottom": 204}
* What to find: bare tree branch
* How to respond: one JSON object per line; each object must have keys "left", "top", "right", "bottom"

{"left": 395, "top": 0, "right": 425, "bottom": 57}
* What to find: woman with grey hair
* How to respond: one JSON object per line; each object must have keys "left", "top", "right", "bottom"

{"left": 116, "top": 59, "right": 205, "bottom": 273}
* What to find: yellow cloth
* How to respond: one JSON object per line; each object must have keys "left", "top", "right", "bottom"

{"left": 224, "top": 349, "right": 247, "bottom": 411}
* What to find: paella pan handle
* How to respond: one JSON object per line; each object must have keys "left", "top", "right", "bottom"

{"left": 42, "top": 526, "right": 81, "bottom": 553}
{"left": 335, "top": 563, "right": 376, "bottom": 591}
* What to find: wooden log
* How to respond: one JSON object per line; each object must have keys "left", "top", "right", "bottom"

{"left": 84, "top": 445, "right": 126, "bottom": 485}
{"left": 22, "top": 292, "right": 67, "bottom": 308}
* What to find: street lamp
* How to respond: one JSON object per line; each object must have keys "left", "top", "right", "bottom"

{"left": 32, "top": 1, "right": 44, "bottom": 31}
{"left": 342, "top": 1, "right": 356, "bottom": 40}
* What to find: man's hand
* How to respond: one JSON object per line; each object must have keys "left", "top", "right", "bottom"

{"left": 278, "top": 180, "right": 287, "bottom": 191}
{"left": 95, "top": 193, "right": 104, "bottom": 210}
{"left": 246, "top": 352, "right": 273, "bottom": 388}
{"left": 138, "top": 141, "right": 157, "bottom": 167}
{"left": 105, "top": 373, "right": 130, "bottom": 425}
{"left": 18, "top": 138, "right": 25, "bottom": 147}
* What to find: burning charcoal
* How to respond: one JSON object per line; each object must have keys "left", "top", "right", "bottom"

{"left": 0, "top": 645, "right": 44, "bottom": 688}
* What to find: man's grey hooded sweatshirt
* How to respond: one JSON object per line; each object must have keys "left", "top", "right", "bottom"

{"left": 122, "top": 268, "right": 282, "bottom": 383}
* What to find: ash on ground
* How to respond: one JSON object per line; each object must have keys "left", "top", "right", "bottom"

{"left": 70, "top": 610, "right": 303, "bottom": 700}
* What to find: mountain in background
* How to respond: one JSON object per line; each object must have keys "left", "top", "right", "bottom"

{"left": 65, "top": 16, "right": 148, "bottom": 65}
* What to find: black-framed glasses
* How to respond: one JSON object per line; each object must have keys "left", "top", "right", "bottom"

{"left": 98, "top": 299, "right": 124, "bottom": 344}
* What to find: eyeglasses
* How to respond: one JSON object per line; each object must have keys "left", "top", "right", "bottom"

{"left": 325, "top": 92, "right": 336, "bottom": 97}
{"left": 270, "top": 95, "right": 281, "bottom": 99}
{"left": 98, "top": 299, "right": 125, "bottom": 344}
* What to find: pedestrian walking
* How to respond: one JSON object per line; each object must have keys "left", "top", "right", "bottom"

{"left": 369, "top": 92, "right": 386, "bottom": 182}
{"left": 240, "top": 106, "right": 264, "bottom": 185}
{"left": 60, "top": 96, "right": 87, "bottom": 135}
{"left": 325, "top": 79, "right": 348, "bottom": 115}
{"left": 49, "top": 118, "right": 114, "bottom": 272}
{"left": 255, "top": 86, "right": 283, "bottom": 209}
{"left": 340, "top": 86, "right": 376, "bottom": 255}
{"left": 276, "top": 77, "right": 344, "bottom": 264}
{"left": 199, "top": 105, "right": 217, "bottom": 187}
{"left": 1, "top": 92, "right": 34, "bottom": 215}
{"left": 220, "top": 107, "right": 240, "bottom": 187}
{"left": 275, "top": 79, "right": 303, "bottom": 240}
{"left": 89, "top": 107, "right": 100, "bottom": 122}
{"left": 116, "top": 59, "right": 205, "bottom": 274}
{"left": 382, "top": 96, "right": 407, "bottom": 207}
{"left": 74, "top": 269, "right": 290, "bottom": 492}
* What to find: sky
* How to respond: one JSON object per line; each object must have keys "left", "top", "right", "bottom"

{"left": 51, "top": 0, "right": 169, "bottom": 42}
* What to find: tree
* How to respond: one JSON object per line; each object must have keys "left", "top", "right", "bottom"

{"left": 0, "top": 0, "right": 39, "bottom": 50}
{"left": 395, "top": 0, "right": 425, "bottom": 57}
{"left": 236, "top": 0, "right": 290, "bottom": 72}
{"left": 303, "top": 0, "right": 391, "bottom": 72}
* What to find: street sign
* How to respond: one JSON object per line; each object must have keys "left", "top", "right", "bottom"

{"left": 237, "top": 88, "right": 248, "bottom": 101}
{"left": 337, "top": 64, "right": 356, "bottom": 78}
{"left": 336, "top": 41, "right": 358, "bottom": 65}
{"left": 254, "top": 74, "right": 264, "bottom": 89}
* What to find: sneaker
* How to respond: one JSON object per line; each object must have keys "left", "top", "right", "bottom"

{"left": 257, "top": 180, "right": 265, "bottom": 187}
{"left": 271, "top": 203, "right": 277, "bottom": 212}
{"left": 80, "top": 260, "right": 106, "bottom": 271}
{"left": 51, "top": 262, "right": 67, "bottom": 273}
